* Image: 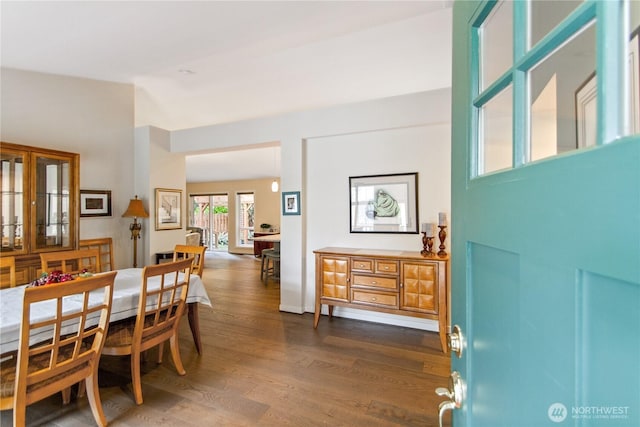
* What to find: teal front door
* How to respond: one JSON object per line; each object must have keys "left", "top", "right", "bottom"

{"left": 442, "top": 1, "right": 640, "bottom": 426}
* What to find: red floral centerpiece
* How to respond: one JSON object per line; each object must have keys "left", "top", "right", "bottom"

{"left": 28, "top": 270, "right": 75, "bottom": 287}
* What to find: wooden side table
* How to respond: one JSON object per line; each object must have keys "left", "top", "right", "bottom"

{"left": 155, "top": 250, "right": 174, "bottom": 264}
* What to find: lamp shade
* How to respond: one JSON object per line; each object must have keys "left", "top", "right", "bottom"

{"left": 122, "top": 196, "right": 149, "bottom": 218}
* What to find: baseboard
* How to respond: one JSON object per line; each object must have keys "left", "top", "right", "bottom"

{"left": 279, "top": 303, "right": 304, "bottom": 314}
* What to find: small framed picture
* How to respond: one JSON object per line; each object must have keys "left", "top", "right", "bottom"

{"left": 282, "top": 191, "right": 301, "bottom": 216}
{"left": 80, "top": 190, "right": 112, "bottom": 217}
{"left": 155, "top": 188, "right": 182, "bottom": 230}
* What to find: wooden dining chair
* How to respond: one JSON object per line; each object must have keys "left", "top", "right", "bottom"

{"left": 101, "top": 258, "right": 193, "bottom": 405}
{"left": 173, "top": 244, "right": 206, "bottom": 354}
{"left": 79, "top": 238, "right": 114, "bottom": 272}
{"left": 173, "top": 244, "right": 206, "bottom": 277}
{"left": 40, "top": 249, "right": 102, "bottom": 276}
{"left": 0, "top": 256, "right": 17, "bottom": 289}
{"left": 0, "top": 271, "right": 116, "bottom": 427}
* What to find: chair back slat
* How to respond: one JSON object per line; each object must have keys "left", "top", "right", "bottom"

{"left": 40, "top": 249, "right": 101, "bottom": 276}
{"left": 79, "top": 238, "right": 114, "bottom": 272}
{"left": 173, "top": 244, "right": 206, "bottom": 277}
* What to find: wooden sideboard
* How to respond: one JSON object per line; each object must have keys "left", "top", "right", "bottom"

{"left": 313, "top": 247, "right": 449, "bottom": 353}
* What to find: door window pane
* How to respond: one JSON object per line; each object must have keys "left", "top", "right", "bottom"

{"left": 530, "top": 1, "right": 582, "bottom": 47}
{"left": 211, "top": 195, "right": 228, "bottom": 249}
{"left": 190, "top": 194, "right": 229, "bottom": 250}
{"left": 529, "top": 22, "right": 596, "bottom": 158}
{"left": 481, "top": 86, "right": 513, "bottom": 174}
{"left": 481, "top": 0, "right": 513, "bottom": 90}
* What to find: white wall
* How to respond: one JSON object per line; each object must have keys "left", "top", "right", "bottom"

{"left": 0, "top": 68, "right": 135, "bottom": 269}
{"left": 305, "top": 124, "right": 450, "bottom": 329}
{"left": 171, "top": 89, "right": 452, "bottom": 329}
{"left": 1, "top": 67, "right": 453, "bottom": 330}
{"left": 134, "top": 126, "right": 188, "bottom": 266}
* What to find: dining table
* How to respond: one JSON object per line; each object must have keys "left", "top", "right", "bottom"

{"left": 0, "top": 268, "right": 212, "bottom": 355}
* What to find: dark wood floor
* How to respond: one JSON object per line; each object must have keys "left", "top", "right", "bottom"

{"left": 2, "top": 252, "right": 451, "bottom": 426}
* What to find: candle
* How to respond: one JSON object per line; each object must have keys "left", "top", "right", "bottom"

{"left": 438, "top": 212, "right": 447, "bottom": 226}
{"left": 423, "top": 223, "right": 434, "bottom": 237}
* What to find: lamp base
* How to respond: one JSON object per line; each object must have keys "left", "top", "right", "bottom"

{"left": 130, "top": 219, "right": 142, "bottom": 268}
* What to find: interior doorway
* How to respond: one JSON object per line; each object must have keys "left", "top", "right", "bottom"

{"left": 190, "top": 194, "right": 229, "bottom": 251}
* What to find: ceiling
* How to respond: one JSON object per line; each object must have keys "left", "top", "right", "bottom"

{"left": 1, "top": 1, "right": 453, "bottom": 182}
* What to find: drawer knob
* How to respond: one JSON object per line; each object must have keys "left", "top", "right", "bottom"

{"left": 371, "top": 297, "right": 377, "bottom": 301}
{"left": 384, "top": 266, "right": 389, "bottom": 270}
{"left": 371, "top": 281, "right": 377, "bottom": 285}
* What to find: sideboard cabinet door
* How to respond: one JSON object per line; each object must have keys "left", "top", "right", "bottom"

{"left": 400, "top": 261, "right": 439, "bottom": 314}
{"left": 319, "top": 255, "right": 350, "bottom": 301}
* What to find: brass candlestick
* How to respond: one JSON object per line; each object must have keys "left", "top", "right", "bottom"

{"left": 437, "top": 225, "right": 447, "bottom": 257}
{"left": 420, "top": 232, "right": 435, "bottom": 257}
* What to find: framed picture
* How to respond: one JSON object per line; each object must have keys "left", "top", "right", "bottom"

{"left": 349, "top": 172, "right": 418, "bottom": 234}
{"left": 80, "top": 190, "right": 112, "bottom": 217}
{"left": 155, "top": 188, "right": 182, "bottom": 230}
{"left": 576, "top": 26, "right": 640, "bottom": 147}
{"left": 282, "top": 191, "right": 301, "bottom": 215}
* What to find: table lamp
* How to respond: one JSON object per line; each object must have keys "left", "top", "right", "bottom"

{"left": 122, "top": 195, "right": 149, "bottom": 267}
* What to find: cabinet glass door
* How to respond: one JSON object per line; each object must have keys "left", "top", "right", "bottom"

{"left": 0, "top": 148, "right": 27, "bottom": 254}
{"left": 31, "top": 153, "right": 74, "bottom": 251}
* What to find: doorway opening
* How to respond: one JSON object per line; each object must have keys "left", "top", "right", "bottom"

{"left": 190, "top": 194, "right": 229, "bottom": 252}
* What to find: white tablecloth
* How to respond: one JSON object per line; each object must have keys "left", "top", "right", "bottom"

{"left": 0, "top": 268, "right": 212, "bottom": 355}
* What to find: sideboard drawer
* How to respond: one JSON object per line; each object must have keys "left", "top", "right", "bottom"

{"left": 352, "top": 258, "right": 373, "bottom": 272}
{"left": 376, "top": 260, "right": 398, "bottom": 274}
{"left": 352, "top": 290, "right": 398, "bottom": 307}
{"left": 352, "top": 274, "right": 397, "bottom": 290}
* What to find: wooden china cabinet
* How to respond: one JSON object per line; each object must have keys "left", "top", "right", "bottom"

{"left": 0, "top": 142, "right": 79, "bottom": 284}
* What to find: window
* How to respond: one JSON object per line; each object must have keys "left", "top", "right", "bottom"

{"left": 472, "top": 0, "right": 636, "bottom": 178}
{"left": 236, "top": 192, "right": 254, "bottom": 247}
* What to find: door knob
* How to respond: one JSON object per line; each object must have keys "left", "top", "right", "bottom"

{"left": 448, "top": 325, "right": 464, "bottom": 358}
{"left": 435, "top": 371, "right": 465, "bottom": 427}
